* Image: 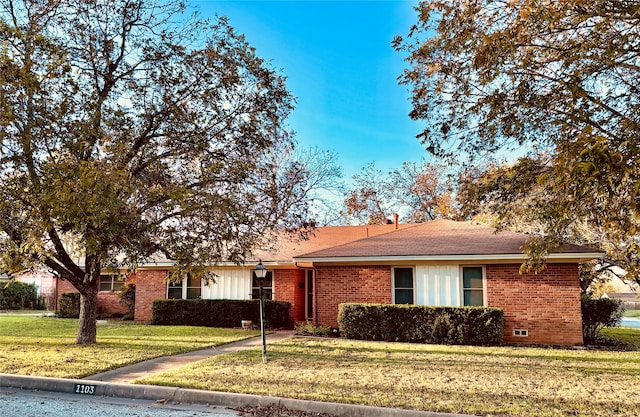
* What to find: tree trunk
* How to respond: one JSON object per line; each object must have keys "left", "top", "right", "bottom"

{"left": 76, "top": 281, "right": 99, "bottom": 344}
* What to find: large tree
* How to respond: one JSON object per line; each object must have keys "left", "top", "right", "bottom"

{"left": 342, "top": 162, "right": 393, "bottom": 225}
{"left": 458, "top": 155, "right": 640, "bottom": 284}
{"left": 342, "top": 160, "right": 456, "bottom": 225}
{"left": 395, "top": 1, "right": 640, "bottom": 270}
{"left": 0, "top": 0, "right": 305, "bottom": 343}
{"left": 389, "top": 161, "right": 456, "bottom": 223}
{"left": 270, "top": 145, "right": 345, "bottom": 227}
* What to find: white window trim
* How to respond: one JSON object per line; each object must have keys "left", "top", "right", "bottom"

{"left": 167, "top": 277, "right": 202, "bottom": 300}
{"left": 392, "top": 266, "right": 416, "bottom": 304}
{"left": 251, "top": 269, "right": 274, "bottom": 300}
{"left": 99, "top": 275, "right": 124, "bottom": 292}
{"left": 460, "top": 265, "right": 487, "bottom": 307}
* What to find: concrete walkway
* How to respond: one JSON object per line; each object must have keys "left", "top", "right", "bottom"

{"left": 85, "top": 331, "right": 293, "bottom": 383}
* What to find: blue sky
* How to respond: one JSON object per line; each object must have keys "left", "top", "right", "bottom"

{"left": 192, "top": 0, "right": 426, "bottom": 180}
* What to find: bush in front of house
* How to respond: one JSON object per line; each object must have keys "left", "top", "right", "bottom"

{"left": 0, "top": 281, "right": 45, "bottom": 310}
{"left": 119, "top": 283, "right": 136, "bottom": 320}
{"left": 151, "top": 299, "right": 293, "bottom": 329}
{"left": 338, "top": 303, "right": 505, "bottom": 346}
{"left": 581, "top": 295, "right": 624, "bottom": 344}
{"left": 294, "top": 321, "right": 333, "bottom": 337}
{"left": 58, "top": 292, "right": 81, "bottom": 318}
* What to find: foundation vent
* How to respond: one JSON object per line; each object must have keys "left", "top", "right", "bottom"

{"left": 513, "top": 329, "right": 529, "bottom": 337}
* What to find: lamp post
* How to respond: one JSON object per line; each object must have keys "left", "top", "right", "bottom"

{"left": 253, "top": 260, "right": 268, "bottom": 363}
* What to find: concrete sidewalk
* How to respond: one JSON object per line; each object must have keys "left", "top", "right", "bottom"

{"left": 84, "top": 331, "right": 293, "bottom": 383}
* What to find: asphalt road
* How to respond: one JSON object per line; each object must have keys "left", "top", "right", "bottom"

{"left": 0, "top": 389, "right": 240, "bottom": 417}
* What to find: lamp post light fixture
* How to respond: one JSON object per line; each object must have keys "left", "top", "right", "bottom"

{"left": 253, "top": 260, "right": 268, "bottom": 363}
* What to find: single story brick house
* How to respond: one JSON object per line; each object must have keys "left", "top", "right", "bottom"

{"left": 55, "top": 219, "right": 602, "bottom": 345}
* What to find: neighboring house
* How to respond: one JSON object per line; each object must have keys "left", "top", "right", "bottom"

{"left": 594, "top": 266, "right": 640, "bottom": 310}
{"left": 54, "top": 219, "right": 602, "bottom": 345}
{"left": 14, "top": 269, "right": 58, "bottom": 310}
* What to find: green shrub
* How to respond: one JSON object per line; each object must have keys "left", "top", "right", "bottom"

{"left": 581, "top": 295, "right": 624, "bottom": 344}
{"left": 338, "top": 303, "right": 504, "bottom": 346}
{"left": 151, "top": 299, "right": 292, "bottom": 329}
{"left": 0, "top": 281, "right": 44, "bottom": 310}
{"left": 119, "top": 283, "right": 136, "bottom": 314}
{"left": 58, "top": 292, "right": 81, "bottom": 318}
{"left": 295, "top": 321, "right": 332, "bottom": 336}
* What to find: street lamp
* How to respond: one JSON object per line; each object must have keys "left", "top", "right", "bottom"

{"left": 253, "top": 260, "right": 268, "bottom": 363}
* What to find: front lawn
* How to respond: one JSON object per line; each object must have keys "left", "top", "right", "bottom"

{"left": 2, "top": 314, "right": 639, "bottom": 417}
{"left": 0, "top": 315, "right": 258, "bottom": 378}
{"left": 138, "top": 331, "right": 640, "bottom": 417}
{"left": 624, "top": 309, "right": 640, "bottom": 318}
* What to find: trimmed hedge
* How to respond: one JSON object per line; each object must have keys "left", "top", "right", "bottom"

{"left": 151, "top": 299, "right": 293, "bottom": 329}
{"left": 338, "top": 303, "right": 504, "bottom": 346}
{"left": 0, "top": 281, "right": 44, "bottom": 310}
{"left": 58, "top": 292, "right": 80, "bottom": 318}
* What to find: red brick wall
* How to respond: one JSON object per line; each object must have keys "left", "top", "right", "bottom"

{"left": 97, "top": 291, "right": 128, "bottom": 315}
{"left": 274, "top": 268, "right": 306, "bottom": 323}
{"left": 56, "top": 279, "right": 76, "bottom": 299}
{"left": 55, "top": 277, "right": 132, "bottom": 316}
{"left": 315, "top": 265, "right": 392, "bottom": 327}
{"left": 133, "top": 269, "right": 168, "bottom": 321}
{"left": 486, "top": 263, "right": 583, "bottom": 345}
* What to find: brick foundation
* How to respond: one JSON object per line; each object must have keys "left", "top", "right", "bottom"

{"left": 314, "top": 265, "right": 392, "bottom": 327}
{"left": 486, "top": 263, "right": 583, "bottom": 345}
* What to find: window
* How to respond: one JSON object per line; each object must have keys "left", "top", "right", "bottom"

{"left": 167, "top": 274, "right": 202, "bottom": 299}
{"left": 99, "top": 274, "right": 124, "bottom": 292}
{"left": 251, "top": 270, "right": 273, "bottom": 300}
{"left": 462, "top": 266, "right": 484, "bottom": 306}
{"left": 393, "top": 267, "right": 414, "bottom": 304}
{"left": 167, "top": 281, "right": 182, "bottom": 299}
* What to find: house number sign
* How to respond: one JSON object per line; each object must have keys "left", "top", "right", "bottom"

{"left": 73, "top": 383, "right": 96, "bottom": 395}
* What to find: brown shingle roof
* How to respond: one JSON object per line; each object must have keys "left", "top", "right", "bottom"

{"left": 293, "top": 219, "right": 601, "bottom": 261}
{"left": 252, "top": 223, "right": 413, "bottom": 263}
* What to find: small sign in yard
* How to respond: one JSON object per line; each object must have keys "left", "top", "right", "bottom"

{"left": 73, "top": 383, "right": 96, "bottom": 395}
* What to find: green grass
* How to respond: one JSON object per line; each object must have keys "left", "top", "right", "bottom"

{"left": 601, "top": 327, "right": 640, "bottom": 349}
{"left": 3, "top": 313, "right": 640, "bottom": 417}
{"left": 624, "top": 309, "right": 640, "bottom": 318}
{"left": 0, "top": 315, "right": 259, "bottom": 378}
{"left": 138, "top": 331, "right": 640, "bottom": 417}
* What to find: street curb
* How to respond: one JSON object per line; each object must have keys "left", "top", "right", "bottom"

{"left": 0, "top": 373, "right": 472, "bottom": 417}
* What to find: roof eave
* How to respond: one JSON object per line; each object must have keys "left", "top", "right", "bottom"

{"left": 292, "top": 252, "right": 605, "bottom": 264}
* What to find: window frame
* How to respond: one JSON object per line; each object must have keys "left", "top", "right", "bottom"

{"left": 392, "top": 266, "right": 415, "bottom": 305}
{"left": 166, "top": 274, "right": 202, "bottom": 300}
{"left": 251, "top": 270, "right": 273, "bottom": 300}
{"left": 461, "top": 265, "right": 486, "bottom": 307}
{"left": 99, "top": 274, "right": 125, "bottom": 292}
